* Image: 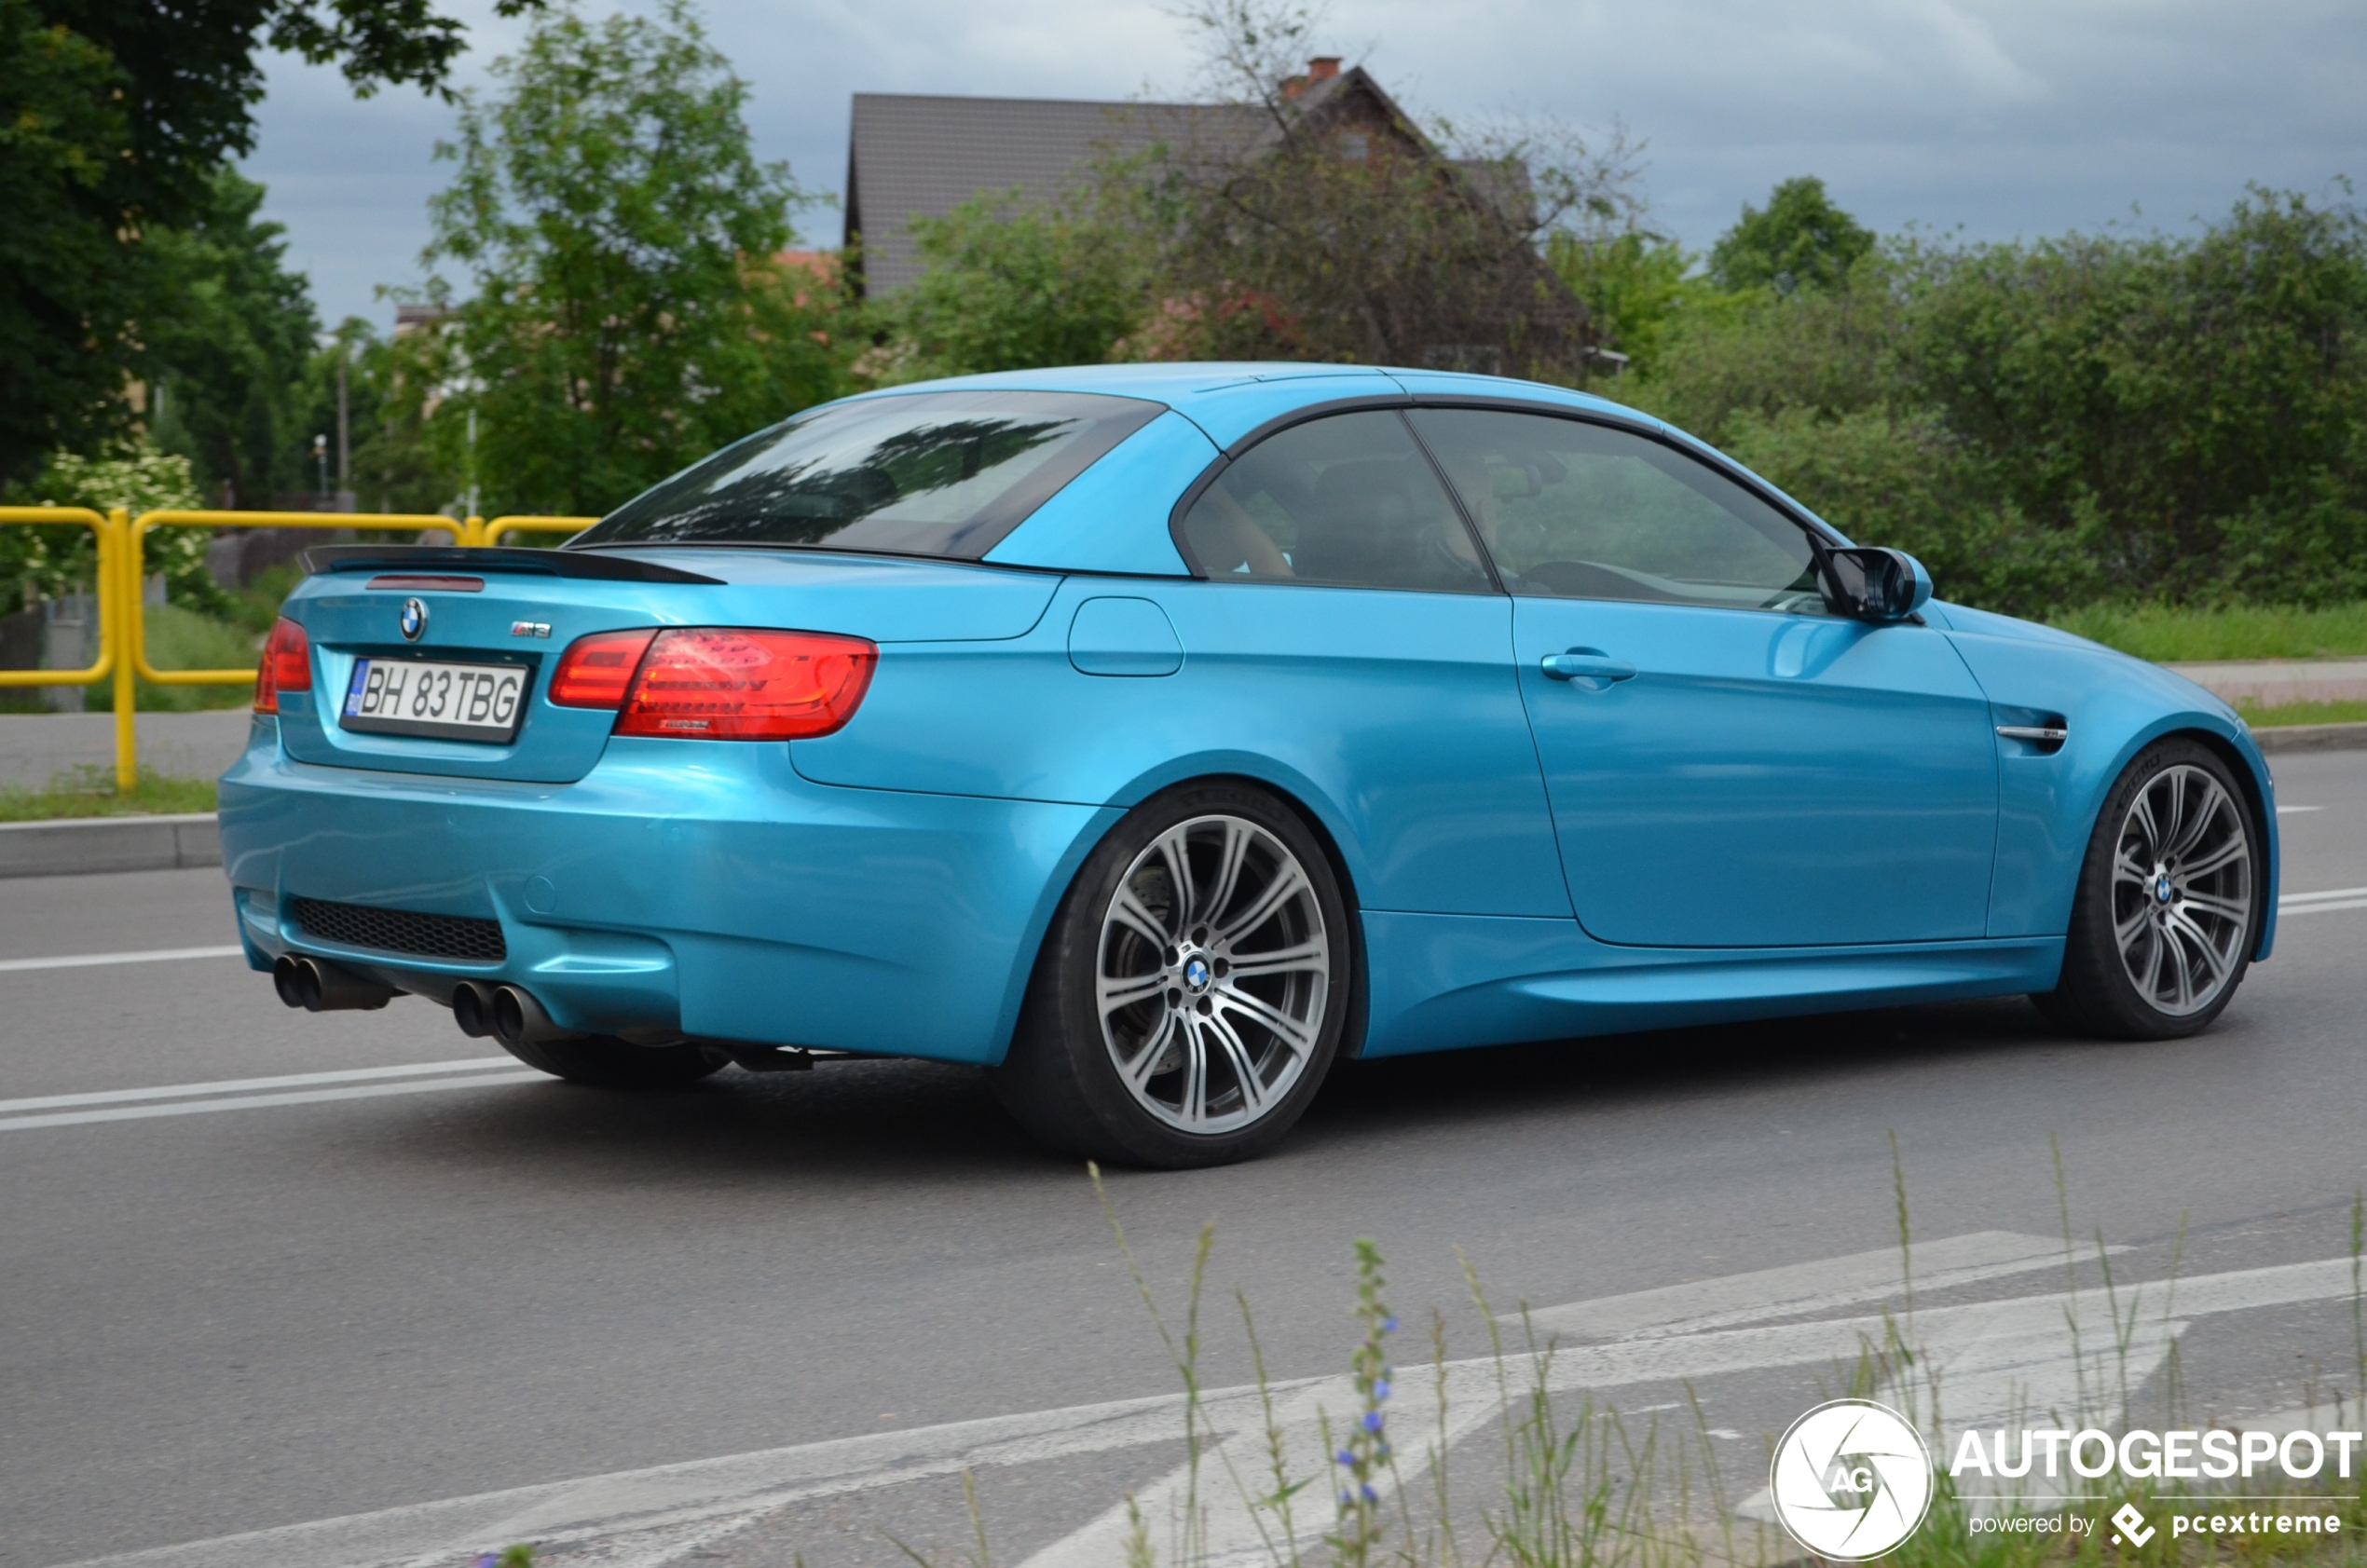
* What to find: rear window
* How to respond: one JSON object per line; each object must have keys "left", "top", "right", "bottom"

{"left": 568, "top": 390, "right": 1163, "bottom": 560}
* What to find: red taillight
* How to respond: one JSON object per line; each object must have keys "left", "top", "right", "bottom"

{"left": 612, "top": 628, "right": 877, "bottom": 740}
{"left": 549, "top": 628, "right": 659, "bottom": 709}
{"left": 253, "top": 618, "right": 311, "bottom": 715}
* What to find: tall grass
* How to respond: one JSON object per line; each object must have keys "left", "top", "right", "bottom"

{"left": 886, "top": 1158, "right": 2367, "bottom": 1568}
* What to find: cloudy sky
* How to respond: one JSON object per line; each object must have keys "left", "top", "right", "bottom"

{"left": 243, "top": 0, "right": 2366, "bottom": 332}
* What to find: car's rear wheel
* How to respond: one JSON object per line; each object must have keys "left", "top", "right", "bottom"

{"left": 989, "top": 781, "right": 1353, "bottom": 1167}
{"left": 499, "top": 1035, "right": 729, "bottom": 1089}
{"left": 2034, "top": 738, "right": 2264, "bottom": 1039}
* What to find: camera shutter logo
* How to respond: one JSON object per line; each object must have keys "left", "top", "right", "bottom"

{"left": 399, "top": 597, "right": 429, "bottom": 642}
{"left": 1769, "top": 1399, "right": 1935, "bottom": 1560}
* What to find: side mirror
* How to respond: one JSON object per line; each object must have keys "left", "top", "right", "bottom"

{"left": 1822, "top": 547, "right": 1933, "bottom": 622}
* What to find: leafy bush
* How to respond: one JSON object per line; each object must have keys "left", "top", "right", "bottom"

{"left": 0, "top": 443, "right": 212, "bottom": 617}
{"left": 1631, "top": 188, "right": 2367, "bottom": 618}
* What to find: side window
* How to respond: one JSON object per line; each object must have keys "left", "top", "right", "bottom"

{"left": 1178, "top": 411, "right": 1493, "bottom": 593}
{"left": 1406, "top": 409, "right": 1831, "bottom": 613}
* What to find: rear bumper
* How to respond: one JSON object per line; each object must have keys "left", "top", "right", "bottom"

{"left": 220, "top": 719, "right": 1115, "bottom": 1063}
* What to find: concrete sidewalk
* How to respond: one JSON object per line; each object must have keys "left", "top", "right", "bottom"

{"left": 0, "top": 711, "right": 253, "bottom": 788}
{"left": 2165, "top": 658, "right": 2367, "bottom": 705}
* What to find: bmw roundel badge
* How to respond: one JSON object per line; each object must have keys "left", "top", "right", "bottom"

{"left": 399, "top": 597, "right": 429, "bottom": 641}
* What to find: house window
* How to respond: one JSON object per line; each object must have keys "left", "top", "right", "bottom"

{"left": 1338, "top": 131, "right": 1369, "bottom": 161}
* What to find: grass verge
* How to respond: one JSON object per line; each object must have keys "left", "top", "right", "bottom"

{"left": 2053, "top": 604, "right": 2367, "bottom": 663}
{"left": 0, "top": 603, "right": 258, "bottom": 714}
{"left": 0, "top": 764, "right": 216, "bottom": 820}
{"left": 2238, "top": 699, "right": 2367, "bottom": 729}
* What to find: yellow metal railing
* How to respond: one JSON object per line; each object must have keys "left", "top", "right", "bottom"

{"left": 2, "top": 508, "right": 597, "bottom": 789}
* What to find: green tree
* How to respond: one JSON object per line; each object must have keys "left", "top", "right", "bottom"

{"left": 1545, "top": 228, "right": 1755, "bottom": 376}
{"left": 420, "top": 0, "right": 845, "bottom": 515}
{"left": 0, "top": 0, "right": 544, "bottom": 486}
{"left": 0, "top": 2, "right": 143, "bottom": 484}
{"left": 1706, "top": 176, "right": 1875, "bottom": 296}
{"left": 145, "top": 169, "right": 322, "bottom": 507}
{"left": 879, "top": 188, "right": 1148, "bottom": 381}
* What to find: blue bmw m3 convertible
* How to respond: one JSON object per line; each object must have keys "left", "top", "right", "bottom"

{"left": 222, "top": 363, "right": 2278, "bottom": 1166}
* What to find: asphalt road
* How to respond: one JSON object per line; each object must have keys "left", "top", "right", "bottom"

{"left": 7, "top": 750, "right": 2367, "bottom": 1568}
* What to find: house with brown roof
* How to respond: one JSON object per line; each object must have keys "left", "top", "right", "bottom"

{"left": 843, "top": 60, "right": 1523, "bottom": 295}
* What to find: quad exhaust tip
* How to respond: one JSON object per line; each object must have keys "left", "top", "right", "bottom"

{"left": 449, "top": 980, "right": 584, "bottom": 1046}
{"left": 450, "top": 980, "right": 495, "bottom": 1039}
{"left": 272, "top": 954, "right": 395, "bottom": 1013}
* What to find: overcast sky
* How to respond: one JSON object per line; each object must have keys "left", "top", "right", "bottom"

{"left": 243, "top": 0, "right": 2367, "bottom": 333}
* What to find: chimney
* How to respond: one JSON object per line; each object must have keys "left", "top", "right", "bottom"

{"left": 1307, "top": 57, "right": 1341, "bottom": 82}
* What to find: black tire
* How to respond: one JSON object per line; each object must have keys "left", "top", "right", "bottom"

{"left": 987, "top": 780, "right": 1355, "bottom": 1168}
{"left": 2034, "top": 737, "right": 2266, "bottom": 1040}
{"left": 499, "top": 1035, "right": 728, "bottom": 1089}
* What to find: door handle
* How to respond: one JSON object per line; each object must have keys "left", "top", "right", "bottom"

{"left": 1541, "top": 649, "right": 1637, "bottom": 684}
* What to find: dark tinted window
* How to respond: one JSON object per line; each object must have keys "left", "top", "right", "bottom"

{"left": 1178, "top": 411, "right": 1491, "bottom": 593}
{"left": 1407, "top": 409, "right": 1830, "bottom": 612}
{"left": 570, "top": 390, "right": 1161, "bottom": 559}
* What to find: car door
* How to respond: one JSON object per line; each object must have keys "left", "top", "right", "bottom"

{"left": 1166, "top": 407, "right": 1568, "bottom": 919}
{"left": 1408, "top": 406, "right": 1998, "bottom": 948}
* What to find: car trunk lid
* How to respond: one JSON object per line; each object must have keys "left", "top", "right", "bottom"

{"left": 274, "top": 547, "right": 1060, "bottom": 783}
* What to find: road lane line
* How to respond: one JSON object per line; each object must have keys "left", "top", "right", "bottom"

{"left": 0, "top": 944, "right": 246, "bottom": 973}
{"left": 0, "top": 1071, "right": 546, "bottom": 1131}
{"left": 2279, "top": 885, "right": 2367, "bottom": 915}
{"left": 0, "top": 1057, "right": 521, "bottom": 1115}
{"left": 58, "top": 1249, "right": 2365, "bottom": 1568}
{"left": 1513, "top": 1230, "right": 2110, "bottom": 1342}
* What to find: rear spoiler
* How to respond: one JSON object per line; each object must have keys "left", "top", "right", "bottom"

{"left": 300, "top": 544, "right": 723, "bottom": 585}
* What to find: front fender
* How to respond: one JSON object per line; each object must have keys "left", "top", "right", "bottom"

{"left": 1943, "top": 616, "right": 2279, "bottom": 960}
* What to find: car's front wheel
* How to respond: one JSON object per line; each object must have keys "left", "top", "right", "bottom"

{"left": 990, "top": 782, "right": 1353, "bottom": 1167}
{"left": 2035, "top": 737, "right": 2266, "bottom": 1039}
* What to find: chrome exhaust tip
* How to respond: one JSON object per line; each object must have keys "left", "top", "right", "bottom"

{"left": 490, "top": 985, "right": 581, "bottom": 1047}
{"left": 272, "top": 954, "right": 394, "bottom": 1012}
{"left": 450, "top": 981, "right": 495, "bottom": 1039}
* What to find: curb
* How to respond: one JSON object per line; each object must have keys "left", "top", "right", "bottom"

{"left": 0, "top": 813, "right": 221, "bottom": 879}
{"left": 2249, "top": 721, "right": 2367, "bottom": 756}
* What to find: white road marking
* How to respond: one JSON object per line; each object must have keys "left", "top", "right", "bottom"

{"left": 1515, "top": 1230, "right": 2107, "bottom": 1342}
{"left": 0, "top": 1057, "right": 520, "bottom": 1115}
{"left": 2275, "top": 805, "right": 2321, "bottom": 814}
{"left": 62, "top": 1246, "right": 2361, "bottom": 1568}
{"left": 0, "top": 1070, "right": 545, "bottom": 1131}
{"left": 0, "top": 944, "right": 245, "bottom": 974}
{"left": 2279, "top": 885, "right": 2367, "bottom": 915}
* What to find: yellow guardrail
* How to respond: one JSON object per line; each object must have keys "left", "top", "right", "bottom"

{"left": 2, "top": 508, "right": 598, "bottom": 789}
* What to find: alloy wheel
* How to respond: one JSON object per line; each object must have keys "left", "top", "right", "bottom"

{"left": 1095, "top": 814, "right": 1331, "bottom": 1134}
{"left": 2111, "top": 763, "right": 2254, "bottom": 1017}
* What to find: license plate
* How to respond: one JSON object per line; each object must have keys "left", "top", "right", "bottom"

{"left": 341, "top": 658, "right": 529, "bottom": 743}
